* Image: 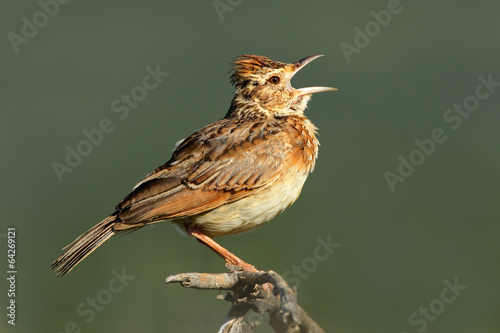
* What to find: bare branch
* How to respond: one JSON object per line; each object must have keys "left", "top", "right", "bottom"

{"left": 166, "top": 268, "right": 326, "bottom": 333}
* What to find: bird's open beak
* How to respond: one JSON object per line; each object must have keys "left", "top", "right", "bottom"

{"left": 288, "top": 54, "right": 338, "bottom": 96}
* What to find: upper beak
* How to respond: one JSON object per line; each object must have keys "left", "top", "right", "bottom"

{"left": 288, "top": 54, "right": 338, "bottom": 96}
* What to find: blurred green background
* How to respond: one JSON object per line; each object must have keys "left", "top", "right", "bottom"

{"left": 1, "top": 1, "right": 499, "bottom": 332}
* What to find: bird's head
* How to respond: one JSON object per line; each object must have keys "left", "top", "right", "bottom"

{"left": 229, "top": 54, "right": 337, "bottom": 117}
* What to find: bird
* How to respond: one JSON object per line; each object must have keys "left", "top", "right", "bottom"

{"left": 51, "top": 54, "right": 337, "bottom": 277}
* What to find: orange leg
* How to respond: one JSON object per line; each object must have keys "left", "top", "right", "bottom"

{"left": 185, "top": 224, "right": 257, "bottom": 272}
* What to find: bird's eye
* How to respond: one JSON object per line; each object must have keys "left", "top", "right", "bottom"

{"left": 269, "top": 76, "right": 280, "bottom": 84}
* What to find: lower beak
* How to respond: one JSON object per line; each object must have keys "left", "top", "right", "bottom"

{"left": 289, "top": 54, "right": 338, "bottom": 96}
{"left": 295, "top": 86, "right": 338, "bottom": 96}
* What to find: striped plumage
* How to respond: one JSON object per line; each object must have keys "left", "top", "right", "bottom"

{"left": 52, "top": 54, "right": 336, "bottom": 276}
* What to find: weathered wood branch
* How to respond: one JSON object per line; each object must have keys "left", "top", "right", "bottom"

{"left": 165, "top": 266, "right": 326, "bottom": 333}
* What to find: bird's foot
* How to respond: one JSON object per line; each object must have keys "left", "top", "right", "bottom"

{"left": 225, "top": 262, "right": 273, "bottom": 293}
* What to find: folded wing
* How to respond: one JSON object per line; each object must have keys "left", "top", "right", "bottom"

{"left": 114, "top": 118, "right": 293, "bottom": 228}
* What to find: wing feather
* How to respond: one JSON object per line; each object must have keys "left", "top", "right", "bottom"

{"left": 115, "top": 118, "right": 294, "bottom": 227}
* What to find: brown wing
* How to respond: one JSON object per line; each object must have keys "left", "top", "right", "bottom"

{"left": 114, "top": 117, "right": 295, "bottom": 228}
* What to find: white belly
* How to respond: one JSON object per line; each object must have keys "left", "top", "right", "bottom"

{"left": 173, "top": 172, "right": 309, "bottom": 237}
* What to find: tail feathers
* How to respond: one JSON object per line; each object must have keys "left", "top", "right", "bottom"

{"left": 51, "top": 215, "right": 117, "bottom": 277}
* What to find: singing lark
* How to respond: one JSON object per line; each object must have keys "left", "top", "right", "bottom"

{"left": 51, "top": 54, "right": 336, "bottom": 276}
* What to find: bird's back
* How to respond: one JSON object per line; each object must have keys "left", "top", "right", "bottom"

{"left": 113, "top": 114, "right": 318, "bottom": 235}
